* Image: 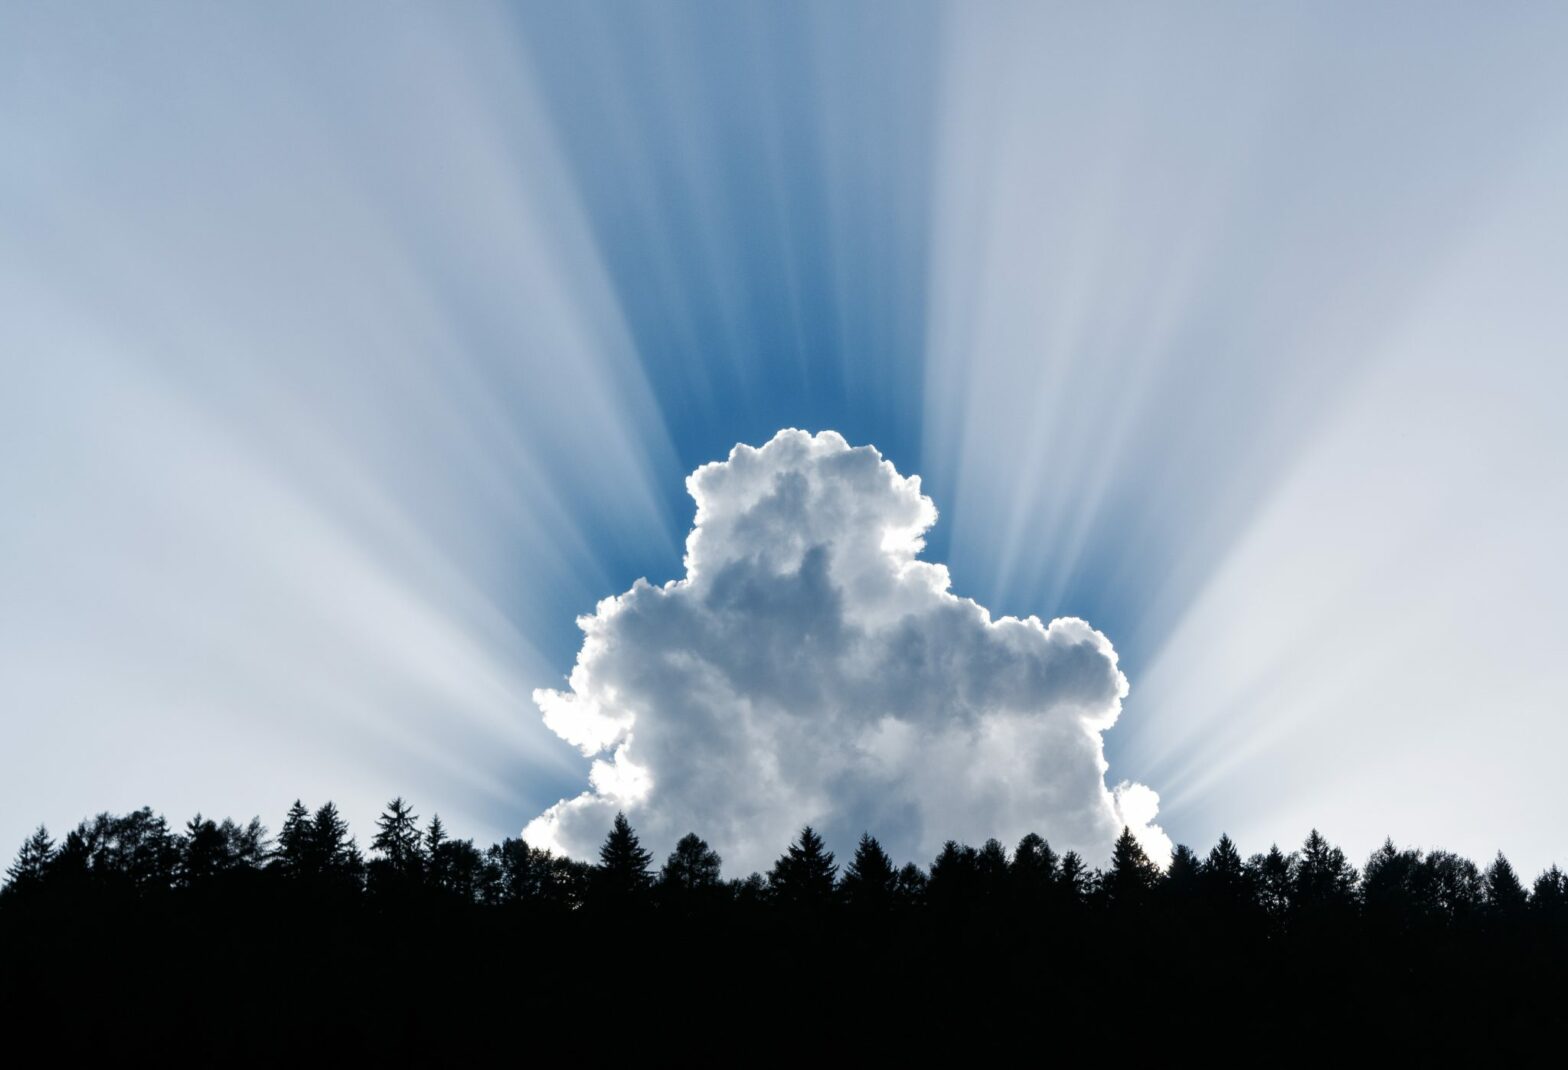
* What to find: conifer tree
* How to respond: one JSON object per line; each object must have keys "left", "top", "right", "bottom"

{"left": 1201, "top": 834, "right": 1252, "bottom": 918}
{"left": 1011, "top": 832, "right": 1059, "bottom": 907}
{"left": 1294, "top": 829, "right": 1357, "bottom": 919}
{"left": 310, "top": 802, "right": 362, "bottom": 888}
{"left": 1249, "top": 845, "right": 1296, "bottom": 927}
{"left": 180, "top": 815, "right": 227, "bottom": 886}
{"left": 425, "top": 815, "right": 450, "bottom": 891}
{"left": 592, "top": 812, "right": 654, "bottom": 906}
{"left": 3, "top": 826, "right": 55, "bottom": 896}
{"left": 1483, "top": 852, "right": 1528, "bottom": 920}
{"left": 839, "top": 833, "right": 896, "bottom": 911}
{"left": 1531, "top": 865, "right": 1567, "bottom": 922}
{"left": 371, "top": 797, "right": 425, "bottom": 886}
{"left": 975, "top": 838, "right": 1010, "bottom": 903}
{"left": 894, "top": 862, "right": 929, "bottom": 907}
{"left": 768, "top": 825, "right": 837, "bottom": 909}
{"left": 659, "top": 832, "right": 723, "bottom": 906}
{"left": 928, "top": 840, "right": 980, "bottom": 912}
{"left": 1101, "top": 827, "right": 1161, "bottom": 911}
{"left": 1057, "top": 850, "right": 1090, "bottom": 908}
{"left": 1162, "top": 844, "right": 1202, "bottom": 907}
{"left": 275, "top": 800, "right": 312, "bottom": 878}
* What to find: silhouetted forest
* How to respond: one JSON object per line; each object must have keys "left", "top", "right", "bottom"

{"left": 3, "top": 801, "right": 1564, "bottom": 1054}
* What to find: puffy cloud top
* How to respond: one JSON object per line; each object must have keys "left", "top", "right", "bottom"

{"left": 526, "top": 429, "right": 1169, "bottom": 873}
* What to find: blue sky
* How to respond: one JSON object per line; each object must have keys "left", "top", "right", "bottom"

{"left": 4, "top": 2, "right": 1567, "bottom": 874}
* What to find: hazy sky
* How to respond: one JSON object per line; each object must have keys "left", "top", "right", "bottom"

{"left": 3, "top": 2, "right": 1566, "bottom": 875}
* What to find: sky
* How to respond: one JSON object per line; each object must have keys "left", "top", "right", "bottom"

{"left": 3, "top": 2, "right": 1567, "bottom": 876}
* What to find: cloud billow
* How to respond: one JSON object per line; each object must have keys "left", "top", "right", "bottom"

{"left": 526, "top": 429, "right": 1169, "bottom": 873}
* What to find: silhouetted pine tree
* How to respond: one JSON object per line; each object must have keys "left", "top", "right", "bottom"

{"left": 1293, "top": 830, "right": 1357, "bottom": 924}
{"left": 975, "top": 838, "right": 1010, "bottom": 905}
{"left": 768, "top": 826, "right": 836, "bottom": 910}
{"left": 591, "top": 812, "right": 653, "bottom": 907}
{"left": 274, "top": 800, "right": 311, "bottom": 879}
{"left": 1482, "top": 852, "right": 1528, "bottom": 922}
{"left": 180, "top": 815, "right": 228, "bottom": 887}
{"left": 1010, "top": 832, "right": 1058, "bottom": 909}
{"left": 1161, "top": 844, "right": 1202, "bottom": 912}
{"left": 225, "top": 817, "right": 269, "bottom": 870}
{"left": 3, "top": 826, "right": 54, "bottom": 898}
{"left": 370, "top": 797, "right": 424, "bottom": 895}
{"left": 1249, "top": 845, "right": 1295, "bottom": 930}
{"left": 1362, "top": 838, "right": 1425, "bottom": 934}
{"left": 437, "top": 839, "right": 485, "bottom": 903}
{"left": 1531, "top": 865, "right": 1567, "bottom": 923}
{"left": 1101, "top": 827, "right": 1160, "bottom": 912}
{"left": 659, "top": 833, "right": 724, "bottom": 911}
{"left": 1202, "top": 834, "right": 1252, "bottom": 919}
{"left": 309, "top": 802, "right": 363, "bottom": 890}
{"left": 839, "top": 833, "right": 896, "bottom": 912}
{"left": 894, "top": 862, "right": 929, "bottom": 907}
{"left": 1057, "top": 850, "right": 1090, "bottom": 909}
{"left": 425, "top": 815, "right": 450, "bottom": 891}
{"left": 928, "top": 840, "right": 980, "bottom": 913}
{"left": 1425, "top": 849, "right": 1482, "bottom": 927}
{"left": 488, "top": 838, "right": 535, "bottom": 905}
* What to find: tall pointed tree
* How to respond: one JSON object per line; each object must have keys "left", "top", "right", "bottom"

{"left": 425, "top": 814, "right": 451, "bottom": 891}
{"left": 1294, "top": 829, "right": 1357, "bottom": 920}
{"left": 592, "top": 812, "right": 653, "bottom": 906}
{"left": 839, "top": 833, "right": 897, "bottom": 912}
{"left": 768, "top": 825, "right": 837, "bottom": 910}
{"left": 310, "top": 802, "right": 362, "bottom": 889}
{"left": 371, "top": 797, "right": 425, "bottom": 890}
{"left": 1101, "top": 827, "right": 1161, "bottom": 912}
{"left": 1483, "top": 852, "right": 1528, "bottom": 921}
{"left": 1057, "top": 851, "right": 1090, "bottom": 908}
{"left": 3, "top": 826, "right": 55, "bottom": 897}
{"left": 1249, "top": 846, "right": 1296, "bottom": 928}
{"left": 275, "top": 800, "right": 312, "bottom": 879}
{"left": 180, "top": 815, "right": 228, "bottom": 887}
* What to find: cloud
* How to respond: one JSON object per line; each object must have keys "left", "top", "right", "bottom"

{"left": 525, "top": 429, "right": 1170, "bottom": 873}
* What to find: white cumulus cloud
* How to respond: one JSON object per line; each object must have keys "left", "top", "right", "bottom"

{"left": 525, "top": 429, "right": 1170, "bottom": 873}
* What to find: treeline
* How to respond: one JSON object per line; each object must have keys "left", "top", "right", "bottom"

{"left": 6, "top": 799, "right": 1566, "bottom": 927}
{"left": 3, "top": 800, "right": 1565, "bottom": 1051}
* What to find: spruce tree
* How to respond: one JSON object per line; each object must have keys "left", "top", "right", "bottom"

{"left": 592, "top": 812, "right": 653, "bottom": 906}
{"left": 371, "top": 797, "right": 425, "bottom": 886}
{"left": 311, "top": 802, "right": 362, "bottom": 889}
{"left": 4, "top": 826, "right": 55, "bottom": 896}
{"left": 1102, "top": 827, "right": 1161, "bottom": 911}
{"left": 1249, "top": 845, "right": 1296, "bottom": 928}
{"left": 1483, "top": 852, "right": 1528, "bottom": 920}
{"left": 1294, "top": 829, "right": 1357, "bottom": 920}
{"left": 276, "top": 800, "right": 312, "bottom": 878}
{"left": 928, "top": 840, "right": 980, "bottom": 912}
{"left": 1531, "top": 865, "right": 1567, "bottom": 922}
{"left": 768, "top": 825, "right": 837, "bottom": 909}
{"left": 1162, "top": 844, "right": 1203, "bottom": 908}
{"left": 839, "top": 833, "right": 896, "bottom": 911}
{"left": 1202, "top": 834, "right": 1252, "bottom": 916}
{"left": 1057, "top": 850, "right": 1090, "bottom": 908}
{"left": 425, "top": 814, "right": 450, "bottom": 891}
{"left": 180, "top": 815, "right": 227, "bottom": 886}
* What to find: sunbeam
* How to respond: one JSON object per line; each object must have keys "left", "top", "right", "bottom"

{"left": 3, "top": 1, "right": 1567, "bottom": 875}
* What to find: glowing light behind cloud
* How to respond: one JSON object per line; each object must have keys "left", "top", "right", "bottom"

{"left": 923, "top": 4, "right": 1568, "bottom": 873}
{"left": 1, "top": 3, "right": 681, "bottom": 847}
{"left": 3, "top": 2, "right": 1567, "bottom": 875}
